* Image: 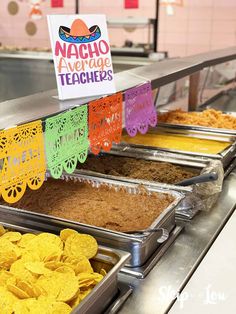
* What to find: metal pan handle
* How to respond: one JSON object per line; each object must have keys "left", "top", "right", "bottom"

{"left": 125, "top": 228, "right": 169, "bottom": 243}
{"left": 156, "top": 228, "right": 169, "bottom": 243}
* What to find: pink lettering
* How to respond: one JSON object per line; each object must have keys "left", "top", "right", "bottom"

{"left": 79, "top": 44, "right": 88, "bottom": 59}
{"left": 67, "top": 44, "right": 79, "bottom": 58}
{"left": 99, "top": 40, "right": 109, "bottom": 54}
{"left": 55, "top": 41, "right": 66, "bottom": 57}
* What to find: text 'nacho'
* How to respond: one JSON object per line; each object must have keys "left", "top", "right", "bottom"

{"left": 48, "top": 15, "right": 116, "bottom": 99}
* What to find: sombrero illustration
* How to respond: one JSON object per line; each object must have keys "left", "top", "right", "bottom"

{"left": 59, "top": 19, "right": 101, "bottom": 44}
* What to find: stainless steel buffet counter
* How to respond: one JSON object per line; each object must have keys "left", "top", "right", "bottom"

{"left": 1, "top": 47, "right": 236, "bottom": 313}
{"left": 118, "top": 168, "right": 236, "bottom": 314}
{"left": 0, "top": 52, "right": 153, "bottom": 102}
{"left": 0, "top": 57, "right": 56, "bottom": 102}
{"left": 169, "top": 199, "right": 236, "bottom": 314}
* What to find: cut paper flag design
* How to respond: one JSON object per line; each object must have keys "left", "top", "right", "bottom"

{"left": 45, "top": 105, "right": 89, "bottom": 179}
{"left": 125, "top": 82, "right": 157, "bottom": 137}
{"left": 18, "top": 0, "right": 45, "bottom": 20}
{"left": 29, "top": 0, "right": 44, "bottom": 20}
{"left": 47, "top": 14, "right": 115, "bottom": 100}
{"left": 0, "top": 121, "right": 46, "bottom": 203}
{"left": 89, "top": 93, "right": 123, "bottom": 155}
{"left": 51, "top": 0, "right": 64, "bottom": 8}
{"left": 124, "top": 0, "right": 139, "bottom": 9}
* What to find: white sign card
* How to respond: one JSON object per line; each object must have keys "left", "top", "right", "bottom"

{"left": 47, "top": 14, "right": 116, "bottom": 100}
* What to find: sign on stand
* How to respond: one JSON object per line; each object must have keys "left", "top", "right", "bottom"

{"left": 47, "top": 15, "right": 116, "bottom": 100}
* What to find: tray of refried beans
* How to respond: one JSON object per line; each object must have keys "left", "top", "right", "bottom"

{"left": 77, "top": 148, "right": 225, "bottom": 212}
{"left": 0, "top": 174, "right": 183, "bottom": 268}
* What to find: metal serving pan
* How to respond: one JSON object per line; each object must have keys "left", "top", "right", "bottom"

{"left": 158, "top": 120, "right": 236, "bottom": 136}
{"left": 0, "top": 221, "right": 130, "bottom": 314}
{"left": 75, "top": 150, "right": 219, "bottom": 219}
{"left": 76, "top": 150, "right": 209, "bottom": 191}
{"left": 117, "top": 126, "right": 236, "bottom": 168}
{"left": 0, "top": 175, "right": 183, "bottom": 268}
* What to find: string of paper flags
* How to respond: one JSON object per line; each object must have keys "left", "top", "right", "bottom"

{"left": 0, "top": 81, "right": 157, "bottom": 204}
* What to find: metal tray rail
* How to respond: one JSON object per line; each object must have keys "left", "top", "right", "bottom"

{"left": 0, "top": 221, "right": 131, "bottom": 314}
{"left": 56, "top": 170, "right": 192, "bottom": 194}
{"left": 103, "top": 282, "right": 133, "bottom": 314}
{"left": 158, "top": 121, "right": 236, "bottom": 137}
{"left": 153, "top": 126, "right": 236, "bottom": 141}
{"left": 106, "top": 146, "right": 210, "bottom": 167}
{"left": 0, "top": 176, "right": 183, "bottom": 268}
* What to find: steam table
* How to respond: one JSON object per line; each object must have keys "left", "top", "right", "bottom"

{"left": 118, "top": 169, "right": 236, "bottom": 314}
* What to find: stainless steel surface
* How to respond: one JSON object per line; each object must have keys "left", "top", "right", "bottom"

{"left": 118, "top": 169, "right": 236, "bottom": 314}
{"left": 108, "top": 146, "right": 210, "bottom": 167}
{"left": 0, "top": 57, "right": 56, "bottom": 102}
{"left": 184, "top": 46, "right": 236, "bottom": 67}
{"left": 0, "top": 174, "right": 183, "bottom": 268}
{"left": 122, "top": 58, "right": 202, "bottom": 88}
{"left": 159, "top": 121, "right": 236, "bottom": 136}
{"left": 0, "top": 53, "right": 150, "bottom": 103}
{"left": 120, "top": 226, "right": 183, "bottom": 279}
{"left": 119, "top": 126, "right": 236, "bottom": 168}
{"left": 125, "top": 228, "right": 169, "bottom": 239}
{"left": 169, "top": 208, "right": 236, "bottom": 314}
{"left": 128, "top": 47, "right": 236, "bottom": 88}
{"left": 0, "top": 69, "right": 146, "bottom": 129}
{"left": 1, "top": 47, "right": 236, "bottom": 129}
{"left": 0, "top": 221, "right": 130, "bottom": 314}
{"left": 224, "top": 157, "right": 236, "bottom": 177}
{"left": 0, "top": 51, "right": 52, "bottom": 60}
{"left": 104, "top": 282, "right": 133, "bottom": 314}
